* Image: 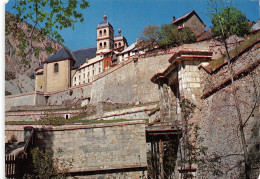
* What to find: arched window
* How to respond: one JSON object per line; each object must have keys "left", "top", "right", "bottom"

{"left": 118, "top": 42, "right": 121, "bottom": 47}
{"left": 115, "top": 43, "right": 117, "bottom": 48}
{"left": 104, "top": 29, "right": 107, "bottom": 35}
{"left": 54, "top": 63, "right": 59, "bottom": 73}
{"left": 104, "top": 42, "right": 107, "bottom": 48}
{"left": 100, "top": 42, "right": 102, "bottom": 48}
{"left": 99, "top": 30, "right": 102, "bottom": 36}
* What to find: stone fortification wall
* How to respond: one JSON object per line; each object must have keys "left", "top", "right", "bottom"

{"left": 5, "top": 124, "right": 43, "bottom": 143}
{"left": 44, "top": 52, "right": 172, "bottom": 107}
{"left": 5, "top": 109, "right": 82, "bottom": 122}
{"left": 5, "top": 92, "right": 37, "bottom": 111}
{"left": 197, "top": 42, "right": 260, "bottom": 178}
{"left": 32, "top": 121, "right": 147, "bottom": 177}
{"left": 5, "top": 125, "right": 25, "bottom": 143}
{"left": 47, "top": 83, "right": 92, "bottom": 106}
{"left": 88, "top": 102, "right": 158, "bottom": 121}
{"left": 91, "top": 53, "right": 173, "bottom": 105}
{"left": 5, "top": 92, "right": 47, "bottom": 111}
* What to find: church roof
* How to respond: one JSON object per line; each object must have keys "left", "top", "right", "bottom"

{"left": 97, "top": 21, "right": 113, "bottom": 29}
{"left": 44, "top": 47, "right": 74, "bottom": 63}
{"left": 71, "top": 47, "right": 97, "bottom": 69}
{"left": 44, "top": 47, "right": 97, "bottom": 69}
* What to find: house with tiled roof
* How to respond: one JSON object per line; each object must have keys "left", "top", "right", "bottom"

{"left": 171, "top": 10, "right": 206, "bottom": 35}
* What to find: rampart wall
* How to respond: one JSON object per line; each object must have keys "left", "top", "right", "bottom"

{"left": 5, "top": 92, "right": 47, "bottom": 111}
{"left": 90, "top": 53, "right": 173, "bottom": 105}
{"left": 197, "top": 41, "right": 260, "bottom": 178}
{"left": 32, "top": 121, "right": 147, "bottom": 177}
{"left": 5, "top": 109, "right": 82, "bottom": 122}
{"left": 5, "top": 92, "right": 37, "bottom": 111}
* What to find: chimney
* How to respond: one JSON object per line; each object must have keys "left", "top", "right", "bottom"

{"left": 104, "top": 14, "right": 107, "bottom": 22}
{"left": 173, "top": 16, "right": 176, "bottom": 22}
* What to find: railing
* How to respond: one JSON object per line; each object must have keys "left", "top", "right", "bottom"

{"left": 5, "top": 128, "right": 34, "bottom": 178}
{"left": 5, "top": 154, "right": 16, "bottom": 178}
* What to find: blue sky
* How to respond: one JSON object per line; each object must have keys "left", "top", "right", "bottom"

{"left": 5, "top": 0, "right": 260, "bottom": 51}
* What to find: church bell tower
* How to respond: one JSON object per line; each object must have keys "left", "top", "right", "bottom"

{"left": 96, "top": 15, "right": 114, "bottom": 55}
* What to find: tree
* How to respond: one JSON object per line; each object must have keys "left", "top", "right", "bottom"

{"left": 158, "top": 24, "right": 179, "bottom": 49}
{"left": 211, "top": 6, "right": 250, "bottom": 39}
{"left": 5, "top": 0, "right": 89, "bottom": 63}
{"left": 138, "top": 24, "right": 197, "bottom": 50}
{"left": 158, "top": 25, "right": 196, "bottom": 49}
{"left": 138, "top": 24, "right": 160, "bottom": 50}
{"left": 209, "top": 0, "right": 255, "bottom": 178}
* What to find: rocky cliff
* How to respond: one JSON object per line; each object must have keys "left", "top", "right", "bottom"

{"left": 5, "top": 12, "right": 63, "bottom": 95}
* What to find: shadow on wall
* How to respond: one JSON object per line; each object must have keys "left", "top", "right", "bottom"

{"left": 248, "top": 119, "right": 260, "bottom": 177}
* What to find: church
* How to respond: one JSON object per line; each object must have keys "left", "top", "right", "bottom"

{"left": 35, "top": 11, "right": 206, "bottom": 93}
{"left": 35, "top": 15, "right": 130, "bottom": 93}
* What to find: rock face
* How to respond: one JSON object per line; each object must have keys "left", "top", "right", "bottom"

{"left": 5, "top": 12, "right": 63, "bottom": 95}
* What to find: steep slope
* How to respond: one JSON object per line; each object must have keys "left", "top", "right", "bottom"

{"left": 5, "top": 12, "right": 63, "bottom": 95}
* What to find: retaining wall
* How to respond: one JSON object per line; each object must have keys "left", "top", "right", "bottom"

{"left": 32, "top": 121, "right": 147, "bottom": 177}
{"left": 5, "top": 92, "right": 37, "bottom": 111}
{"left": 5, "top": 109, "right": 82, "bottom": 122}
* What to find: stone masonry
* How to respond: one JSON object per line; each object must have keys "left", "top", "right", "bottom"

{"left": 32, "top": 121, "right": 147, "bottom": 178}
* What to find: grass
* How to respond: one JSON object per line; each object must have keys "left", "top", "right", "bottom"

{"left": 6, "top": 118, "right": 149, "bottom": 125}
{"left": 104, "top": 101, "right": 159, "bottom": 112}
{"left": 8, "top": 106, "right": 87, "bottom": 112}
{"left": 209, "top": 31, "right": 260, "bottom": 69}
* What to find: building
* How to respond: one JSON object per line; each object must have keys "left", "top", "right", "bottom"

{"left": 171, "top": 10, "right": 206, "bottom": 35}
{"left": 35, "top": 15, "right": 128, "bottom": 92}
{"left": 35, "top": 11, "right": 206, "bottom": 93}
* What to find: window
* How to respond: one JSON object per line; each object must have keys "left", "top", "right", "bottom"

{"left": 104, "top": 29, "right": 107, "bottom": 35}
{"left": 79, "top": 75, "right": 81, "bottom": 80}
{"left": 88, "top": 79, "right": 90, "bottom": 82}
{"left": 93, "top": 70, "right": 94, "bottom": 75}
{"left": 54, "top": 63, "right": 59, "bottom": 73}
{"left": 99, "top": 30, "right": 102, "bottom": 36}
{"left": 83, "top": 73, "right": 85, "bottom": 78}
{"left": 83, "top": 81, "right": 85, "bottom": 83}
{"left": 100, "top": 42, "right": 102, "bottom": 48}
{"left": 115, "top": 43, "right": 117, "bottom": 48}
{"left": 88, "top": 72, "right": 89, "bottom": 77}
{"left": 99, "top": 68, "right": 101, "bottom": 72}
{"left": 74, "top": 77, "right": 76, "bottom": 81}
{"left": 104, "top": 42, "right": 107, "bottom": 48}
{"left": 119, "top": 42, "right": 121, "bottom": 47}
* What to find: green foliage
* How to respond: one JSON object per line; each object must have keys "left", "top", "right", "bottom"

{"left": 209, "top": 0, "right": 250, "bottom": 39}
{"left": 138, "top": 24, "right": 197, "bottom": 50}
{"left": 138, "top": 25, "right": 160, "bottom": 50}
{"left": 158, "top": 25, "right": 196, "bottom": 49}
{"left": 6, "top": 0, "right": 89, "bottom": 63}
{"left": 37, "top": 111, "right": 66, "bottom": 126}
{"left": 27, "top": 147, "right": 73, "bottom": 178}
{"left": 209, "top": 31, "right": 260, "bottom": 69}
